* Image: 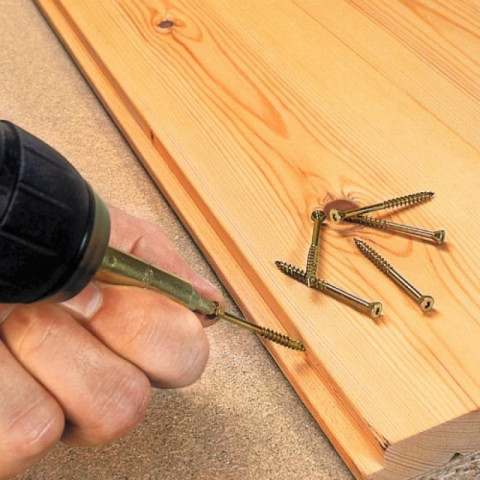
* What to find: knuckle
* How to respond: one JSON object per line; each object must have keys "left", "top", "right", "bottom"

{"left": 5, "top": 396, "right": 63, "bottom": 464}
{"left": 87, "top": 369, "right": 151, "bottom": 444}
{"left": 11, "top": 306, "right": 64, "bottom": 358}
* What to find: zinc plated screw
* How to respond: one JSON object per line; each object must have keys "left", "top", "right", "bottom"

{"left": 354, "top": 239, "right": 434, "bottom": 312}
{"left": 329, "top": 191, "right": 435, "bottom": 223}
{"left": 275, "top": 261, "right": 383, "bottom": 318}
{"left": 305, "top": 210, "right": 326, "bottom": 286}
{"left": 346, "top": 215, "right": 446, "bottom": 245}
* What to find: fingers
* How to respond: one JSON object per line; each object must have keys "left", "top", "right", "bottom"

{"left": 61, "top": 205, "right": 224, "bottom": 327}
{"left": 0, "top": 341, "right": 64, "bottom": 479}
{"left": 107, "top": 205, "right": 225, "bottom": 315}
{"left": 81, "top": 285, "right": 210, "bottom": 388}
{"left": 0, "top": 282, "right": 209, "bottom": 475}
{"left": 0, "top": 205, "right": 219, "bottom": 476}
{"left": 0, "top": 304, "right": 151, "bottom": 447}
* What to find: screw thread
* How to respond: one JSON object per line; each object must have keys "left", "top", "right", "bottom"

{"left": 305, "top": 245, "right": 319, "bottom": 279}
{"left": 276, "top": 260, "right": 328, "bottom": 290}
{"left": 383, "top": 191, "right": 434, "bottom": 209}
{"left": 276, "top": 260, "right": 308, "bottom": 284}
{"left": 217, "top": 306, "right": 306, "bottom": 352}
{"left": 259, "top": 327, "right": 306, "bottom": 351}
{"left": 354, "top": 239, "right": 391, "bottom": 274}
{"left": 311, "top": 277, "right": 327, "bottom": 291}
{"left": 347, "top": 215, "right": 388, "bottom": 229}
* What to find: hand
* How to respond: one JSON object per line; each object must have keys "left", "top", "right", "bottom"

{"left": 0, "top": 206, "right": 223, "bottom": 479}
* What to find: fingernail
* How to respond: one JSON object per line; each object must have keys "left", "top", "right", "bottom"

{"left": 60, "top": 281, "right": 103, "bottom": 320}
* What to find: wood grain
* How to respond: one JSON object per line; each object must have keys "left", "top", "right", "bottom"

{"left": 34, "top": 1, "right": 480, "bottom": 478}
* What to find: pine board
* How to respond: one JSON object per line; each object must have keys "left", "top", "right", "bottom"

{"left": 34, "top": 1, "right": 480, "bottom": 479}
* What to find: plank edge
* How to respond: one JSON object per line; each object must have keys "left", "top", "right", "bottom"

{"left": 370, "top": 408, "right": 480, "bottom": 480}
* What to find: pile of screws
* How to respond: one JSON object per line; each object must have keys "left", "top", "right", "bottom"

{"left": 276, "top": 191, "right": 445, "bottom": 317}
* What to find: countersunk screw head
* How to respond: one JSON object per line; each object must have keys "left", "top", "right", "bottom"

{"left": 329, "top": 209, "right": 344, "bottom": 223}
{"left": 311, "top": 210, "right": 326, "bottom": 222}
{"left": 369, "top": 302, "right": 383, "bottom": 318}
{"left": 419, "top": 295, "right": 435, "bottom": 312}
{"left": 433, "top": 230, "right": 446, "bottom": 245}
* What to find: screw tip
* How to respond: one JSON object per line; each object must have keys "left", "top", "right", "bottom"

{"left": 354, "top": 237, "right": 365, "bottom": 248}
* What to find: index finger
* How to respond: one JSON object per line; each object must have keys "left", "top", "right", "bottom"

{"left": 107, "top": 205, "right": 224, "bottom": 307}
{"left": 61, "top": 205, "right": 224, "bottom": 324}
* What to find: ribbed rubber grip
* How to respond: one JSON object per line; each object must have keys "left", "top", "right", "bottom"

{"left": 0, "top": 120, "right": 110, "bottom": 303}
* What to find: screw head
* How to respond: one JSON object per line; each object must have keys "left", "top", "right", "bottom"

{"left": 433, "top": 230, "right": 446, "bottom": 245}
{"left": 311, "top": 210, "right": 326, "bottom": 222}
{"left": 369, "top": 302, "right": 383, "bottom": 318}
{"left": 329, "top": 209, "right": 344, "bottom": 223}
{"left": 419, "top": 295, "right": 435, "bottom": 312}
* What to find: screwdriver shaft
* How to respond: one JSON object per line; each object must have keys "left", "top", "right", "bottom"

{"left": 98, "top": 246, "right": 214, "bottom": 315}
{"left": 97, "top": 247, "right": 305, "bottom": 351}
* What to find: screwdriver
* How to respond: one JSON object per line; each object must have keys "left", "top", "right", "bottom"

{"left": 0, "top": 120, "right": 305, "bottom": 352}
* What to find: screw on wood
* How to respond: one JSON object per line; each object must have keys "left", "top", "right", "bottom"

{"left": 354, "top": 238, "right": 434, "bottom": 312}
{"left": 211, "top": 302, "right": 306, "bottom": 351}
{"left": 305, "top": 210, "right": 326, "bottom": 286}
{"left": 345, "top": 215, "right": 445, "bottom": 245}
{"left": 329, "top": 191, "right": 435, "bottom": 223}
{"left": 275, "top": 261, "right": 383, "bottom": 318}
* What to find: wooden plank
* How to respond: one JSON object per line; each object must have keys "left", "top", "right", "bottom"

{"left": 34, "top": 1, "right": 480, "bottom": 478}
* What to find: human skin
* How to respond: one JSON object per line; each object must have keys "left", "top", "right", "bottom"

{"left": 0, "top": 205, "right": 224, "bottom": 478}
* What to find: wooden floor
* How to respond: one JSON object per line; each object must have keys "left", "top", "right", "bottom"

{"left": 34, "top": 1, "right": 480, "bottom": 479}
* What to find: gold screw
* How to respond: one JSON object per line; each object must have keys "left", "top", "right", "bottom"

{"left": 345, "top": 215, "right": 445, "bottom": 245}
{"left": 275, "top": 261, "right": 383, "bottom": 318}
{"left": 212, "top": 303, "right": 306, "bottom": 352}
{"left": 305, "top": 210, "right": 326, "bottom": 286}
{"left": 354, "top": 239, "right": 434, "bottom": 311}
{"left": 329, "top": 191, "right": 435, "bottom": 223}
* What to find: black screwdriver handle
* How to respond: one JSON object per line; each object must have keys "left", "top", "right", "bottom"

{"left": 0, "top": 120, "right": 110, "bottom": 303}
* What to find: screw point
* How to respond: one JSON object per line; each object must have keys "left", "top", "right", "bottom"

{"left": 354, "top": 238, "right": 364, "bottom": 247}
